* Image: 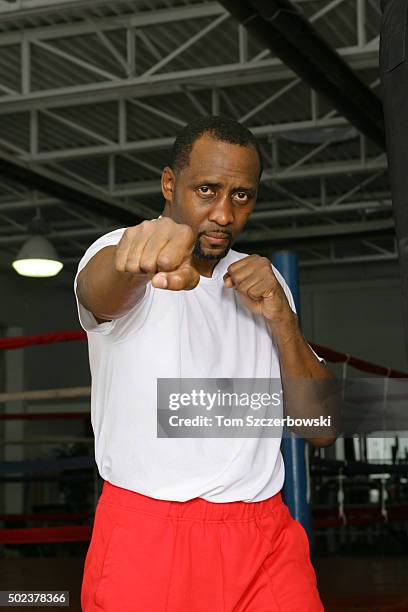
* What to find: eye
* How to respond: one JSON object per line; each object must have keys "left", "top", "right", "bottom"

{"left": 233, "top": 192, "right": 249, "bottom": 203}
{"left": 197, "top": 186, "right": 214, "bottom": 197}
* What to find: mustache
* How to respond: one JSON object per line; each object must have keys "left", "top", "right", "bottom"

{"left": 198, "top": 229, "right": 233, "bottom": 237}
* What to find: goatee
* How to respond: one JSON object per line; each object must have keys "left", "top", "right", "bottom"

{"left": 192, "top": 236, "right": 231, "bottom": 261}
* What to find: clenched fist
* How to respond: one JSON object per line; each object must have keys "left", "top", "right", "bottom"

{"left": 223, "top": 255, "right": 294, "bottom": 325}
{"left": 115, "top": 217, "right": 200, "bottom": 291}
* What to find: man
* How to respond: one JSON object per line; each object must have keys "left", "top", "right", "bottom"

{"left": 75, "top": 116, "right": 336, "bottom": 611}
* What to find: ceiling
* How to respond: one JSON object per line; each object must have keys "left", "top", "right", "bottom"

{"left": 0, "top": 0, "right": 394, "bottom": 272}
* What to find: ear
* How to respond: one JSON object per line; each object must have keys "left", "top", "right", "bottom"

{"left": 161, "top": 166, "right": 175, "bottom": 206}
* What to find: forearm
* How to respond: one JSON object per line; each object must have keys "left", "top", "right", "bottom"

{"left": 271, "top": 313, "right": 331, "bottom": 379}
{"left": 77, "top": 245, "right": 148, "bottom": 321}
{"left": 268, "top": 313, "right": 341, "bottom": 447}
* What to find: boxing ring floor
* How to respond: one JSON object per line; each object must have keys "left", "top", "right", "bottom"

{"left": 0, "top": 555, "right": 407, "bottom": 611}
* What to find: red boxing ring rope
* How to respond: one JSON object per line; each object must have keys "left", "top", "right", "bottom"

{"left": 0, "top": 330, "right": 85, "bottom": 351}
{"left": 0, "top": 329, "right": 406, "bottom": 377}
{"left": 0, "top": 328, "right": 406, "bottom": 545}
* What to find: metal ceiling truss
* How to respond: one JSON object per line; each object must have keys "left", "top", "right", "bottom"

{"left": 0, "top": 0, "right": 394, "bottom": 268}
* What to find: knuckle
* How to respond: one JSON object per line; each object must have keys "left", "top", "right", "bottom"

{"left": 138, "top": 259, "right": 156, "bottom": 274}
{"left": 156, "top": 255, "right": 174, "bottom": 271}
{"left": 169, "top": 274, "right": 183, "bottom": 290}
{"left": 114, "top": 259, "right": 125, "bottom": 273}
{"left": 135, "top": 219, "right": 157, "bottom": 235}
{"left": 114, "top": 251, "right": 123, "bottom": 269}
{"left": 141, "top": 220, "right": 155, "bottom": 232}
{"left": 124, "top": 261, "right": 140, "bottom": 274}
{"left": 125, "top": 225, "right": 139, "bottom": 237}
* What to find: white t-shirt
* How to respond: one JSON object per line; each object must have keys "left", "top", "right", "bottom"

{"left": 74, "top": 227, "right": 324, "bottom": 503}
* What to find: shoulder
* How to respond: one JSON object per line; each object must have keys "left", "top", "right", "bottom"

{"left": 76, "top": 227, "right": 127, "bottom": 280}
{"left": 86, "top": 227, "right": 127, "bottom": 250}
{"left": 79, "top": 227, "right": 127, "bottom": 262}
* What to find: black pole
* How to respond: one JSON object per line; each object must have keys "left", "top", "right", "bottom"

{"left": 219, "top": 0, "right": 385, "bottom": 149}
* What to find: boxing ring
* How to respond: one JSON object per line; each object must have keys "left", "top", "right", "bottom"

{"left": 1, "top": 329, "right": 408, "bottom": 611}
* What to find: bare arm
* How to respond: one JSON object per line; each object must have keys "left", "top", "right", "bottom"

{"left": 76, "top": 246, "right": 148, "bottom": 323}
{"left": 224, "top": 255, "right": 341, "bottom": 448}
{"left": 270, "top": 316, "right": 341, "bottom": 448}
{"left": 76, "top": 218, "right": 199, "bottom": 324}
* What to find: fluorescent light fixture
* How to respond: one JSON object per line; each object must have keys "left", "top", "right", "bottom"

{"left": 281, "top": 126, "right": 359, "bottom": 144}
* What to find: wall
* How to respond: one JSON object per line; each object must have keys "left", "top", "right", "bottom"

{"left": 300, "top": 274, "right": 408, "bottom": 376}
{"left": 0, "top": 264, "right": 90, "bottom": 391}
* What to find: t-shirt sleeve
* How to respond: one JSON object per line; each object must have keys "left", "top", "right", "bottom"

{"left": 271, "top": 264, "right": 326, "bottom": 365}
{"left": 73, "top": 227, "right": 152, "bottom": 336}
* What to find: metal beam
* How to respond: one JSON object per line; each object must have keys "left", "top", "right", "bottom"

{"left": 0, "top": 151, "right": 143, "bottom": 225}
{"left": 16, "top": 116, "right": 352, "bottom": 162}
{"left": 0, "top": 197, "right": 59, "bottom": 213}
{"left": 236, "top": 219, "right": 394, "bottom": 247}
{"left": 0, "top": 0, "right": 131, "bottom": 17}
{"left": 299, "top": 252, "right": 398, "bottom": 267}
{"left": 0, "top": 225, "right": 119, "bottom": 245}
{"left": 262, "top": 157, "right": 388, "bottom": 182}
{"left": 32, "top": 39, "right": 121, "bottom": 81}
{"left": 143, "top": 13, "right": 229, "bottom": 78}
{"left": 0, "top": 0, "right": 327, "bottom": 21}
{"left": 0, "top": 2, "right": 224, "bottom": 28}
{"left": 0, "top": 46, "right": 379, "bottom": 115}
{"left": 251, "top": 199, "right": 392, "bottom": 221}
{"left": 108, "top": 158, "right": 388, "bottom": 198}
{"left": 219, "top": 0, "right": 385, "bottom": 148}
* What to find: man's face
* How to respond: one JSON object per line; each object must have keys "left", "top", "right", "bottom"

{"left": 161, "top": 134, "right": 260, "bottom": 262}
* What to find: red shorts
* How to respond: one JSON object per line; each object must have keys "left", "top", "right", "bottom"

{"left": 81, "top": 480, "right": 324, "bottom": 611}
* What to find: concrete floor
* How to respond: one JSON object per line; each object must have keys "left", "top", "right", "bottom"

{"left": 315, "top": 556, "right": 408, "bottom": 611}
{"left": 0, "top": 555, "right": 407, "bottom": 611}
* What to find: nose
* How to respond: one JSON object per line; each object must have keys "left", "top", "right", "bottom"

{"left": 208, "top": 193, "right": 234, "bottom": 227}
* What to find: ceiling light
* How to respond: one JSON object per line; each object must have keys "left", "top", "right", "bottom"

{"left": 281, "top": 126, "right": 359, "bottom": 145}
{"left": 12, "top": 210, "right": 63, "bottom": 278}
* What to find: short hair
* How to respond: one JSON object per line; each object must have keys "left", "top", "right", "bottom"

{"left": 169, "top": 115, "right": 263, "bottom": 178}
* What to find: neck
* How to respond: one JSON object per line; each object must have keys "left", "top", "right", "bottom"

{"left": 193, "top": 257, "right": 218, "bottom": 278}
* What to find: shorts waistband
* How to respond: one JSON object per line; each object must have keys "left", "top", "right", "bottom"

{"left": 99, "top": 480, "right": 284, "bottom": 522}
